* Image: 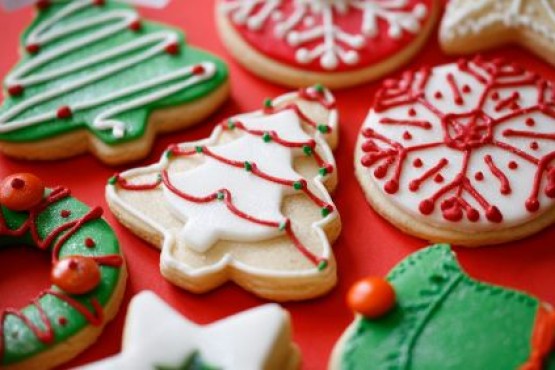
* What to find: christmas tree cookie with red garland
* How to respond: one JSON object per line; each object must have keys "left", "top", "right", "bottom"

{"left": 0, "top": 173, "right": 126, "bottom": 370}
{"left": 440, "top": 0, "right": 555, "bottom": 67}
{"left": 330, "top": 244, "right": 555, "bottom": 370}
{"left": 355, "top": 56, "right": 555, "bottom": 246}
{"left": 216, "top": 0, "right": 439, "bottom": 89}
{"left": 0, "top": 0, "right": 229, "bottom": 165}
{"left": 81, "top": 291, "right": 300, "bottom": 370}
{"left": 106, "top": 86, "right": 340, "bottom": 301}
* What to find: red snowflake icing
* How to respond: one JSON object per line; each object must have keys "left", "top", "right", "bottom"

{"left": 360, "top": 56, "right": 555, "bottom": 224}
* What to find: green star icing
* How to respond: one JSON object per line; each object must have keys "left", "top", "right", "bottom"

{"left": 155, "top": 350, "right": 220, "bottom": 370}
{"left": 0, "top": 190, "right": 123, "bottom": 365}
{"left": 341, "top": 244, "right": 553, "bottom": 370}
{"left": 0, "top": 0, "right": 228, "bottom": 145}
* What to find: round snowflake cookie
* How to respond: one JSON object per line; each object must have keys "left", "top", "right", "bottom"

{"left": 355, "top": 56, "right": 555, "bottom": 246}
{"left": 216, "top": 0, "right": 439, "bottom": 88}
{"left": 0, "top": 173, "right": 126, "bottom": 370}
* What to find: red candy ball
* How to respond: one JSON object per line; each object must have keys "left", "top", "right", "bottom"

{"left": 51, "top": 256, "right": 101, "bottom": 295}
{"left": 347, "top": 277, "right": 396, "bottom": 319}
{"left": 0, "top": 173, "right": 45, "bottom": 211}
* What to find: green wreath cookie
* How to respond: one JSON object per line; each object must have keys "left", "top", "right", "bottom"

{"left": 0, "top": 173, "right": 126, "bottom": 370}
{"left": 331, "top": 244, "right": 555, "bottom": 370}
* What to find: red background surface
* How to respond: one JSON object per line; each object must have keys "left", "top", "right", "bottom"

{"left": 0, "top": 2, "right": 554, "bottom": 369}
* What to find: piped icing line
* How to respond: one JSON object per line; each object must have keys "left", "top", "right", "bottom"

{"left": 520, "top": 304, "right": 555, "bottom": 370}
{"left": 0, "top": 185, "right": 123, "bottom": 362}
{"left": 360, "top": 56, "right": 555, "bottom": 229}
{"left": 220, "top": 0, "right": 430, "bottom": 70}
{"left": 1, "top": 0, "right": 218, "bottom": 139}
{"left": 106, "top": 86, "right": 338, "bottom": 278}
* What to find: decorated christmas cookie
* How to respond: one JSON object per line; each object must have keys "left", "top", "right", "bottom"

{"left": 216, "top": 0, "right": 439, "bottom": 89}
{"left": 0, "top": 173, "right": 126, "bottom": 370}
{"left": 330, "top": 244, "right": 555, "bottom": 370}
{"left": 81, "top": 291, "right": 300, "bottom": 370}
{"left": 440, "top": 0, "right": 555, "bottom": 67}
{"left": 0, "top": 0, "right": 229, "bottom": 165}
{"left": 106, "top": 86, "right": 340, "bottom": 301}
{"left": 355, "top": 56, "right": 555, "bottom": 246}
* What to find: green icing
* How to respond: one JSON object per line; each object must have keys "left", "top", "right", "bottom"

{"left": 0, "top": 189, "right": 123, "bottom": 365}
{"left": 0, "top": 0, "right": 228, "bottom": 145}
{"left": 341, "top": 245, "right": 552, "bottom": 370}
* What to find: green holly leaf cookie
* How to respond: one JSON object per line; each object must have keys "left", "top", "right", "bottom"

{"left": 332, "top": 244, "right": 555, "bottom": 370}
{"left": 0, "top": 0, "right": 228, "bottom": 165}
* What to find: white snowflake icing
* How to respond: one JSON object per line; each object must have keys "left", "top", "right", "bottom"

{"left": 220, "top": 0, "right": 428, "bottom": 70}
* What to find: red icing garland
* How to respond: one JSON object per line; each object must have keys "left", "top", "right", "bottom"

{"left": 0, "top": 186, "right": 123, "bottom": 360}
{"left": 362, "top": 57, "right": 555, "bottom": 223}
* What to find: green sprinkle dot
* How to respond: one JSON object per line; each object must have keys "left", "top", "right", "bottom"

{"left": 244, "top": 161, "right": 252, "bottom": 171}
{"left": 318, "top": 260, "right": 328, "bottom": 271}
{"left": 321, "top": 206, "right": 332, "bottom": 217}
{"left": 156, "top": 174, "right": 162, "bottom": 182}
{"left": 165, "top": 150, "right": 173, "bottom": 159}
{"left": 264, "top": 98, "right": 272, "bottom": 108}
{"left": 303, "top": 145, "right": 313, "bottom": 156}
{"left": 227, "top": 119, "right": 236, "bottom": 129}
{"left": 217, "top": 192, "right": 224, "bottom": 200}
{"left": 293, "top": 181, "right": 303, "bottom": 190}
{"left": 262, "top": 132, "right": 272, "bottom": 143}
{"left": 195, "top": 146, "right": 203, "bottom": 153}
{"left": 314, "top": 84, "right": 325, "bottom": 93}
{"left": 319, "top": 167, "right": 328, "bottom": 176}
{"left": 108, "top": 176, "right": 117, "bottom": 185}
{"left": 317, "top": 124, "right": 329, "bottom": 133}
{"left": 278, "top": 220, "right": 287, "bottom": 231}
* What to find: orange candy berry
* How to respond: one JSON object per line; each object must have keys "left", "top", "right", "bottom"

{"left": 0, "top": 173, "right": 45, "bottom": 211}
{"left": 347, "top": 277, "right": 396, "bottom": 319}
{"left": 51, "top": 256, "right": 101, "bottom": 295}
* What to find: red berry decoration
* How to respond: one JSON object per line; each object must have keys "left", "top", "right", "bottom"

{"left": 0, "top": 173, "right": 45, "bottom": 211}
{"left": 347, "top": 277, "right": 396, "bottom": 319}
{"left": 51, "top": 256, "right": 101, "bottom": 295}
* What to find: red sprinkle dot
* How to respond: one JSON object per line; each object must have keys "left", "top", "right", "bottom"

{"left": 491, "top": 91, "right": 499, "bottom": 100}
{"left": 467, "top": 208, "right": 479, "bottom": 222}
{"left": 434, "top": 174, "right": 444, "bottom": 183}
{"left": 93, "top": 0, "right": 105, "bottom": 5}
{"left": 324, "top": 164, "right": 334, "bottom": 174}
{"left": 434, "top": 91, "right": 443, "bottom": 99}
{"left": 58, "top": 317, "right": 67, "bottom": 326}
{"left": 192, "top": 64, "right": 205, "bottom": 75}
{"left": 455, "top": 97, "right": 464, "bottom": 105}
{"left": 384, "top": 179, "right": 399, "bottom": 194}
{"left": 10, "top": 178, "right": 25, "bottom": 189}
{"left": 462, "top": 84, "right": 471, "bottom": 93}
{"left": 60, "top": 209, "right": 71, "bottom": 218}
{"left": 403, "top": 131, "right": 412, "bottom": 140}
{"left": 413, "top": 158, "right": 423, "bottom": 168}
{"left": 26, "top": 44, "right": 40, "bottom": 54}
{"left": 526, "top": 198, "right": 539, "bottom": 212}
{"left": 525, "top": 117, "right": 535, "bottom": 126}
{"left": 408, "top": 108, "right": 416, "bottom": 117}
{"left": 530, "top": 141, "right": 539, "bottom": 150}
{"left": 128, "top": 19, "right": 142, "bottom": 31}
{"left": 165, "top": 43, "right": 179, "bottom": 55}
{"left": 474, "top": 172, "right": 484, "bottom": 181}
{"left": 57, "top": 106, "right": 72, "bottom": 119}
{"left": 85, "top": 238, "right": 96, "bottom": 248}
{"left": 36, "top": 0, "right": 50, "bottom": 10}
{"left": 510, "top": 102, "right": 520, "bottom": 110}
{"left": 508, "top": 161, "right": 518, "bottom": 170}
{"left": 8, "top": 85, "right": 24, "bottom": 97}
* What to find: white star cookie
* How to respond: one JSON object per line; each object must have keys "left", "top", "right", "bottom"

{"left": 80, "top": 291, "right": 300, "bottom": 370}
{"left": 440, "top": 0, "right": 555, "bottom": 66}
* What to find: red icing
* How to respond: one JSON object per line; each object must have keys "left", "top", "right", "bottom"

{"left": 165, "top": 43, "right": 179, "bottom": 55}
{"left": 520, "top": 304, "right": 555, "bottom": 370}
{"left": 361, "top": 57, "right": 555, "bottom": 223}
{"left": 192, "top": 64, "right": 205, "bottom": 75}
{"left": 56, "top": 105, "right": 72, "bottom": 119}
{"left": 36, "top": 0, "right": 51, "bottom": 10}
{"left": 0, "top": 183, "right": 122, "bottom": 360}
{"left": 26, "top": 44, "right": 40, "bottom": 54}
{"left": 112, "top": 89, "right": 334, "bottom": 267}
{"left": 223, "top": 0, "right": 434, "bottom": 72}
{"left": 128, "top": 19, "right": 142, "bottom": 32}
{"left": 7, "top": 85, "right": 23, "bottom": 97}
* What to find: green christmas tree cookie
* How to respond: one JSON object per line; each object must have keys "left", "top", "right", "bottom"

{"left": 0, "top": 0, "right": 229, "bottom": 165}
{"left": 330, "top": 245, "right": 555, "bottom": 370}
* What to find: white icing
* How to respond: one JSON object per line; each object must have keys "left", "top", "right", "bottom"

{"left": 106, "top": 88, "right": 338, "bottom": 279}
{"left": 164, "top": 110, "right": 310, "bottom": 252}
{"left": 79, "top": 291, "right": 291, "bottom": 370}
{"left": 359, "top": 61, "right": 555, "bottom": 231}
{"left": 0, "top": 0, "right": 217, "bottom": 138}
{"left": 440, "top": 0, "right": 555, "bottom": 44}
{"left": 220, "top": 0, "right": 428, "bottom": 70}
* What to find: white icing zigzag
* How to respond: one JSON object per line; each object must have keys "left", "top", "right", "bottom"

{"left": 441, "top": 0, "right": 555, "bottom": 44}
{"left": 220, "top": 0, "right": 428, "bottom": 70}
{"left": 0, "top": 0, "right": 217, "bottom": 139}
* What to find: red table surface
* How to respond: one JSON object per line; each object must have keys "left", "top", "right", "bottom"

{"left": 0, "top": 2, "right": 554, "bottom": 369}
